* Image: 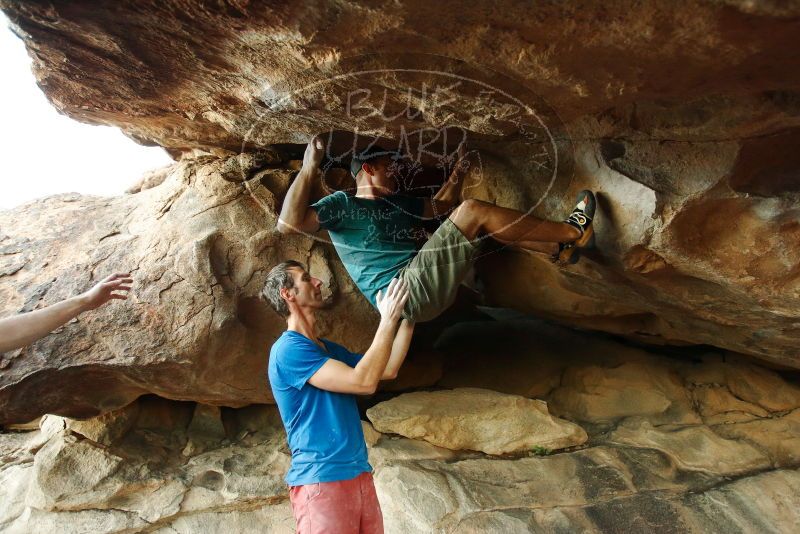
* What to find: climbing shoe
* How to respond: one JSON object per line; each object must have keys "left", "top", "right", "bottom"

{"left": 554, "top": 190, "right": 596, "bottom": 265}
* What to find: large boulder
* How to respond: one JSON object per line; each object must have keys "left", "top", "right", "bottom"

{"left": 2, "top": 2, "right": 799, "bottom": 151}
{"left": 548, "top": 361, "right": 699, "bottom": 425}
{"left": 1, "top": 379, "right": 800, "bottom": 533}
{"left": 366, "top": 388, "right": 587, "bottom": 455}
{"left": 0, "top": 157, "right": 378, "bottom": 424}
{"left": 0, "top": 398, "right": 295, "bottom": 533}
{"left": 0, "top": 1, "right": 799, "bottom": 371}
{"left": 608, "top": 418, "right": 770, "bottom": 476}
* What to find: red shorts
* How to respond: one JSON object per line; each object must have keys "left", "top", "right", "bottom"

{"left": 289, "top": 472, "right": 383, "bottom": 534}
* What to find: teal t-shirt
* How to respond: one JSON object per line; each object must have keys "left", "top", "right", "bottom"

{"left": 311, "top": 191, "right": 425, "bottom": 307}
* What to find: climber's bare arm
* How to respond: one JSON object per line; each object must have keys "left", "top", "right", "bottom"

{"left": 277, "top": 135, "right": 323, "bottom": 234}
{"left": 0, "top": 273, "right": 132, "bottom": 353}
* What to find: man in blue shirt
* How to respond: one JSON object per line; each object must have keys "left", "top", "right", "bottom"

{"left": 263, "top": 260, "right": 411, "bottom": 534}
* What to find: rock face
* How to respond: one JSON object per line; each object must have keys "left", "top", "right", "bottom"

{"left": 1, "top": 3, "right": 800, "bottom": 531}
{"left": 0, "top": 0, "right": 799, "bottom": 370}
{"left": 0, "top": 157, "right": 378, "bottom": 423}
{"left": 0, "top": 397, "right": 295, "bottom": 534}
{"left": 373, "top": 444, "right": 800, "bottom": 533}
{"left": 2, "top": 1, "right": 799, "bottom": 151}
{"left": 549, "top": 360, "right": 701, "bottom": 425}
{"left": 2, "top": 359, "right": 800, "bottom": 534}
{"left": 609, "top": 418, "right": 771, "bottom": 475}
{"left": 367, "top": 388, "right": 587, "bottom": 455}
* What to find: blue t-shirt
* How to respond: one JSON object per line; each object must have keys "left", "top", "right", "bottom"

{"left": 311, "top": 191, "right": 425, "bottom": 307}
{"left": 268, "top": 330, "right": 371, "bottom": 486}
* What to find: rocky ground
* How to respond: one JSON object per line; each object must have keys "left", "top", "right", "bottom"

{"left": 2, "top": 321, "right": 800, "bottom": 533}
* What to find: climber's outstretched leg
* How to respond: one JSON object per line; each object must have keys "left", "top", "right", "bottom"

{"left": 448, "top": 191, "right": 596, "bottom": 257}
{"left": 449, "top": 199, "right": 579, "bottom": 244}
{"left": 397, "top": 191, "right": 597, "bottom": 323}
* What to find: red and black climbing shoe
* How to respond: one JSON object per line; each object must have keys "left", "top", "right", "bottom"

{"left": 555, "top": 190, "right": 596, "bottom": 265}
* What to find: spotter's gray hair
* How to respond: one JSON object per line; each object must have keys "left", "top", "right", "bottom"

{"left": 261, "top": 260, "right": 305, "bottom": 318}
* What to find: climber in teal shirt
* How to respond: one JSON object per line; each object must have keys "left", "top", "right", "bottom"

{"left": 311, "top": 191, "right": 425, "bottom": 308}
{"left": 278, "top": 135, "right": 596, "bottom": 329}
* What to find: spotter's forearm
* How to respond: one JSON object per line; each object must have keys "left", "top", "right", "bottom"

{"left": 382, "top": 319, "right": 414, "bottom": 380}
{"left": 0, "top": 295, "right": 89, "bottom": 353}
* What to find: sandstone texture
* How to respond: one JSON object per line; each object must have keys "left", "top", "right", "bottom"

{"left": 0, "top": 397, "right": 295, "bottom": 534}
{"left": 367, "top": 388, "right": 587, "bottom": 455}
{"left": 609, "top": 418, "right": 771, "bottom": 475}
{"left": 0, "top": 0, "right": 797, "bottom": 371}
{"left": 0, "top": 1, "right": 798, "bottom": 421}
{"left": 1, "top": 356, "right": 799, "bottom": 534}
{"left": 0, "top": 158, "right": 377, "bottom": 423}
{"left": 1, "top": 2, "right": 800, "bottom": 532}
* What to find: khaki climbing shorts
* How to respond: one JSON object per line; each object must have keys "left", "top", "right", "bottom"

{"left": 398, "top": 218, "right": 481, "bottom": 323}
